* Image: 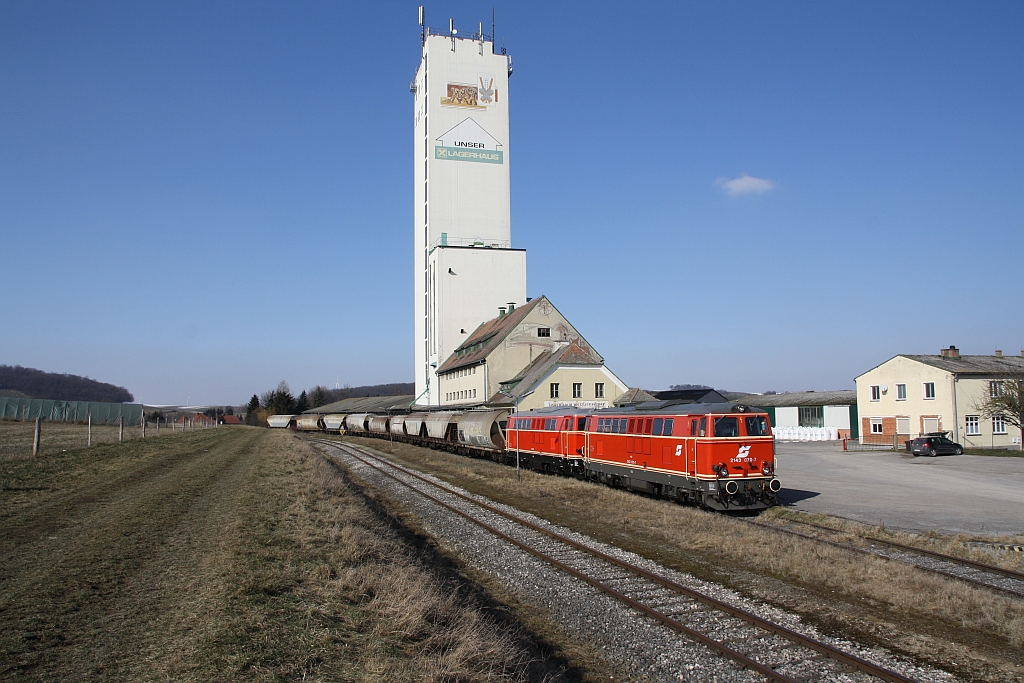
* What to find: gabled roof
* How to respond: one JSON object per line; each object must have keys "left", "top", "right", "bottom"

{"left": 437, "top": 297, "right": 545, "bottom": 373}
{"left": 903, "top": 354, "right": 1024, "bottom": 375}
{"left": 306, "top": 395, "right": 416, "bottom": 414}
{"left": 650, "top": 389, "right": 727, "bottom": 403}
{"left": 489, "top": 340, "right": 604, "bottom": 405}
{"left": 856, "top": 354, "right": 1024, "bottom": 379}
{"left": 614, "top": 388, "right": 657, "bottom": 406}
{"left": 743, "top": 390, "right": 856, "bottom": 407}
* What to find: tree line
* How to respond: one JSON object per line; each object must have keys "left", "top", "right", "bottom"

{"left": 243, "top": 381, "right": 414, "bottom": 426}
{"left": 0, "top": 365, "right": 134, "bottom": 403}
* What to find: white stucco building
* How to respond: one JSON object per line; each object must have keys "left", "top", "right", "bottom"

{"left": 412, "top": 14, "right": 527, "bottom": 405}
{"left": 855, "top": 346, "right": 1024, "bottom": 448}
{"left": 435, "top": 296, "right": 629, "bottom": 412}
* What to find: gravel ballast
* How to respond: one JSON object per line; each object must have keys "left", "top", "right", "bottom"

{"left": 324, "top": 442, "right": 957, "bottom": 683}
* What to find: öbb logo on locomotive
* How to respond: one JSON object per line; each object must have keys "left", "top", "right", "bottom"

{"left": 297, "top": 401, "right": 782, "bottom": 512}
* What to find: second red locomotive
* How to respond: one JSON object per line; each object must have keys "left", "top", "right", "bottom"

{"left": 508, "top": 402, "right": 778, "bottom": 511}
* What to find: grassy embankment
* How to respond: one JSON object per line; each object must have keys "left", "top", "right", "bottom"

{"left": 340, "top": 435, "right": 1024, "bottom": 683}
{"left": 0, "top": 427, "right": 575, "bottom": 682}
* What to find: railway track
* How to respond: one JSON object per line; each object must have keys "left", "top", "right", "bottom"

{"left": 314, "top": 439, "right": 938, "bottom": 683}
{"left": 750, "top": 515, "right": 1024, "bottom": 600}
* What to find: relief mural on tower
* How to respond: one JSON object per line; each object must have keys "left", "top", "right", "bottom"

{"left": 440, "top": 75, "right": 497, "bottom": 108}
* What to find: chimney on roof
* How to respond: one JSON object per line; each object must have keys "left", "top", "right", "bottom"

{"left": 498, "top": 306, "right": 506, "bottom": 317}
{"left": 995, "top": 350, "right": 1003, "bottom": 357}
{"left": 940, "top": 345, "right": 960, "bottom": 358}
{"left": 507, "top": 302, "right": 515, "bottom": 312}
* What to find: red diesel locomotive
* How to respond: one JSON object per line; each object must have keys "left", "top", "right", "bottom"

{"left": 295, "top": 400, "right": 780, "bottom": 512}
{"left": 507, "top": 403, "right": 779, "bottom": 511}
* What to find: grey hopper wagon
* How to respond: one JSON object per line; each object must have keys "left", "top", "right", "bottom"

{"left": 456, "top": 410, "right": 509, "bottom": 451}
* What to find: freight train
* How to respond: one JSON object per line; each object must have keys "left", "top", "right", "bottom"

{"left": 281, "top": 401, "right": 780, "bottom": 511}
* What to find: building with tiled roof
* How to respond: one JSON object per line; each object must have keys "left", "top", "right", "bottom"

{"left": 436, "top": 296, "right": 629, "bottom": 410}
{"left": 855, "top": 346, "right": 1024, "bottom": 447}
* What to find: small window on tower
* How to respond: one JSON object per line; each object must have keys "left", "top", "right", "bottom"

{"left": 537, "top": 327, "right": 551, "bottom": 337}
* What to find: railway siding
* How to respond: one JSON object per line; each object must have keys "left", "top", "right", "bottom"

{"left": 753, "top": 515, "right": 1024, "bottom": 599}
{"left": 321, "top": 440, "right": 956, "bottom": 683}
{"left": 335, "top": 435, "right": 1024, "bottom": 683}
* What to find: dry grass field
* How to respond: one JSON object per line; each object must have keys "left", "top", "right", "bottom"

{"left": 342, "top": 436, "right": 1024, "bottom": 683}
{"left": 0, "top": 427, "right": 576, "bottom": 682}
{"left": 0, "top": 419, "right": 155, "bottom": 460}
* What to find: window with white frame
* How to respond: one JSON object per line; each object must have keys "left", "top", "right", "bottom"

{"left": 870, "top": 418, "right": 883, "bottom": 434}
{"left": 923, "top": 382, "right": 935, "bottom": 399}
{"left": 993, "top": 415, "right": 1007, "bottom": 434}
{"left": 550, "top": 382, "right": 559, "bottom": 399}
{"left": 990, "top": 381, "right": 1004, "bottom": 398}
{"left": 595, "top": 383, "right": 605, "bottom": 399}
{"left": 572, "top": 382, "right": 582, "bottom": 398}
{"left": 896, "top": 383, "right": 907, "bottom": 401}
{"left": 965, "top": 415, "right": 980, "bottom": 436}
{"left": 870, "top": 385, "right": 881, "bottom": 401}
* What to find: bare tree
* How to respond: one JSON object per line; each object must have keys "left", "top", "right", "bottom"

{"left": 975, "top": 378, "right": 1024, "bottom": 450}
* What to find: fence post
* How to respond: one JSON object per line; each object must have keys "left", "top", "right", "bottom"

{"left": 119, "top": 416, "right": 124, "bottom": 443}
{"left": 142, "top": 411, "right": 146, "bottom": 438}
{"left": 88, "top": 413, "right": 92, "bottom": 447}
{"left": 32, "top": 417, "right": 41, "bottom": 456}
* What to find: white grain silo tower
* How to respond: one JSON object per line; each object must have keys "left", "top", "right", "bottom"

{"left": 411, "top": 8, "right": 527, "bottom": 406}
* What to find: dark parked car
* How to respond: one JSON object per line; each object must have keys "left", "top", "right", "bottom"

{"left": 910, "top": 433, "right": 963, "bottom": 456}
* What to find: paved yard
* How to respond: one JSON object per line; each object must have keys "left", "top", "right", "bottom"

{"left": 774, "top": 441, "right": 1024, "bottom": 535}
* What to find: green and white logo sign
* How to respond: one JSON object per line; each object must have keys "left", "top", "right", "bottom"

{"left": 435, "top": 118, "right": 504, "bottom": 164}
{"left": 435, "top": 147, "right": 503, "bottom": 163}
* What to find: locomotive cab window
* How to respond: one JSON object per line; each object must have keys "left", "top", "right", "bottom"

{"left": 652, "top": 418, "right": 663, "bottom": 435}
{"left": 698, "top": 417, "right": 707, "bottom": 437}
{"left": 714, "top": 417, "right": 739, "bottom": 437}
{"left": 663, "top": 419, "right": 673, "bottom": 436}
{"left": 577, "top": 417, "right": 587, "bottom": 431}
{"left": 745, "top": 416, "right": 770, "bottom": 436}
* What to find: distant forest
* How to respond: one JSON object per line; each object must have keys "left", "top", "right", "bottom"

{"left": 248, "top": 381, "right": 414, "bottom": 424}
{"left": 0, "top": 365, "right": 135, "bottom": 403}
{"left": 317, "top": 383, "right": 414, "bottom": 403}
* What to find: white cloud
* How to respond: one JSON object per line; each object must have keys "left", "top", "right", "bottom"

{"left": 715, "top": 174, "right": 776, "bottom": 197}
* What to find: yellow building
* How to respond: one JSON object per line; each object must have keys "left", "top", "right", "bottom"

{"left": 436, "top": 296, "right": 628, "bottom": 411}
{"left": 855, "top": 346, "right": 1024, "bottom": 448}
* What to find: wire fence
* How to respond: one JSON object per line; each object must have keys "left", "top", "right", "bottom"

{"left": 0, "top": 416, "right": 218, "bottom": 461}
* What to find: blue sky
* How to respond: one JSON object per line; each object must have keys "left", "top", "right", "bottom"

{"left": 1, "top": 1, "right": 1021, "bottom": 406}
